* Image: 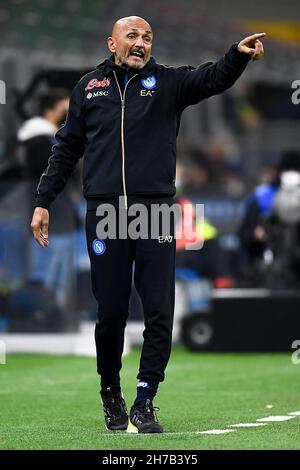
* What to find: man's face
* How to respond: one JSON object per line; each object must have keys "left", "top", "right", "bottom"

{"left": 107, "top": 19, "right": 153, "bottom": 70}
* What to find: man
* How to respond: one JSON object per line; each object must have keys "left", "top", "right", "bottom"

{"left": 18, "top": 90, "right": 76, "bottom": 308}
{"left": 31, "top": 16, "right": 265, "bottom": 433}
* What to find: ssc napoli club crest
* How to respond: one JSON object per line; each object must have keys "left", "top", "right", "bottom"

{"left": 92, "top": 239, "right": 106, "bottom": 256}
{"left": 141, "top": 75, "right": 157, "bottom": 90}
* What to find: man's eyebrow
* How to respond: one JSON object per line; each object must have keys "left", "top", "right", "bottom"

{"left": 127, "top": 28, "right": 153, "bottom": 35}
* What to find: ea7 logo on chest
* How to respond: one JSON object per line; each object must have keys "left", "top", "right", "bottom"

{"left": 141, "top": 89, "right": 155, "bottom": 97}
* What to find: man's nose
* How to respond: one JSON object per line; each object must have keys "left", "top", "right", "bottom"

{"left": 135, "top": 36, "right": 144, "bottom": 48}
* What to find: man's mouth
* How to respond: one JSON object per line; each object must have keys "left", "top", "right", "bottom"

{"left": 130, "top": 50, "right": 145, "bottom": 59}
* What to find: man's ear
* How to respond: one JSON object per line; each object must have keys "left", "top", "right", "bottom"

{"left": 107, "top": 37, "right": 116, "bottom": 53}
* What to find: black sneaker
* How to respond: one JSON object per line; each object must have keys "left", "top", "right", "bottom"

{"left": 100, "top": 388, "right": 128, "bottom": 431}
{"left": 128, "top": 399, "right": 163, "bottom": 433}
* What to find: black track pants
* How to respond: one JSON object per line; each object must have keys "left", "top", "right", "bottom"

{"left": 85, "top": 207, "right": 175, "bottom": 387}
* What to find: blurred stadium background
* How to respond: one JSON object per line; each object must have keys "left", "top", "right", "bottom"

{"left": 1, "top": 0, "right": 300, "bottom": 450}
{"left": 1, "top": 0, "right": 300, "bottom": 349}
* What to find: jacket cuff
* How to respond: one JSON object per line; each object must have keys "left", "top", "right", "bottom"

{"left": 34, "top": 195, "right": 52, "bottom": 210}
{"left": 229, "top": 42, "right": 252, "bottom": 64}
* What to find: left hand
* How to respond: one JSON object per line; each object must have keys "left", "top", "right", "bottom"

{"left": 238, "top": 33, "right": 266, "bottom": 61}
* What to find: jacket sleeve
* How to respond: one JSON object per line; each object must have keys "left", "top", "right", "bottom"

{"left": 34, "top": 81, "right": 85, "bottom": 209}
{"left": 175, "top": 43, "right": 251, "bottom": 109}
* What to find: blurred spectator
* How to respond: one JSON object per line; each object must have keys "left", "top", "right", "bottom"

{"left": 18, "top": 90, "right": 69, "bottom": 177}
{"left": 17, "top": 89, "right": 78, "bottom": 308}
{"left": 239, "top": 149, "right": 300, "bottom": 287}
{"left": 256, "top": 166, "right": 277, "bottom": 186}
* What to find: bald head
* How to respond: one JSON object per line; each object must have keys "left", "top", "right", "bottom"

{"left": 107, "top": 16, "right": 153, "bottom": 70}
{"left": 111, "top": 16, "right": 152, "bottom": 37}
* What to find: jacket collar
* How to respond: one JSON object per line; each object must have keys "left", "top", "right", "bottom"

{"left": 97, "top": 54, "right": 157, "bottom": 78}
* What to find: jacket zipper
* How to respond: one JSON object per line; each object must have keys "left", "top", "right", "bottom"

{"left": 113, "top": 70, "right": 137, "bottom": 209}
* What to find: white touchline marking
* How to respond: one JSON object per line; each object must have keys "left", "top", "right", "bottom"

{"left": 229, "top": 423, "right": 268, "bottom": 428}
{"left": 99, "top": 410, "right": 300, "bottom": 438}
{"left": 257, "top": 416, "right": 297, "bottom": 422}
{"left": 197, "top": 430, "right": 235, "bottom": 435}
{"left": 101, "top": 431, "right": 207, "bottom": 437}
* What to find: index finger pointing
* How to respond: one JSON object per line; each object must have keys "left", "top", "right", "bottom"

{"left": 241, "top": 33, "right": 266, "bottom": 45}
{"left": 251, "top": 33, "right": 266, "bottom": 39}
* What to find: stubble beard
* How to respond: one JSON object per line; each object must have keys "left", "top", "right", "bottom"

{"left": 120, "top": 57, "right": 144, "bottom": 70}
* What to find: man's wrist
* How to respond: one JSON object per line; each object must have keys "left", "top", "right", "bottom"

{"left": 230, "top": 42, "right": 252, "bottom": 63}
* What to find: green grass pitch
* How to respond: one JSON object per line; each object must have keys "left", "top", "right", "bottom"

{"left": 0, "top": 346, "right": 299, "bottom": 450}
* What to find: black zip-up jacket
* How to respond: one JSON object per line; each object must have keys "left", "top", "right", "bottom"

{"left": 34, "top": 44, "right": 250, "bottom": 210}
